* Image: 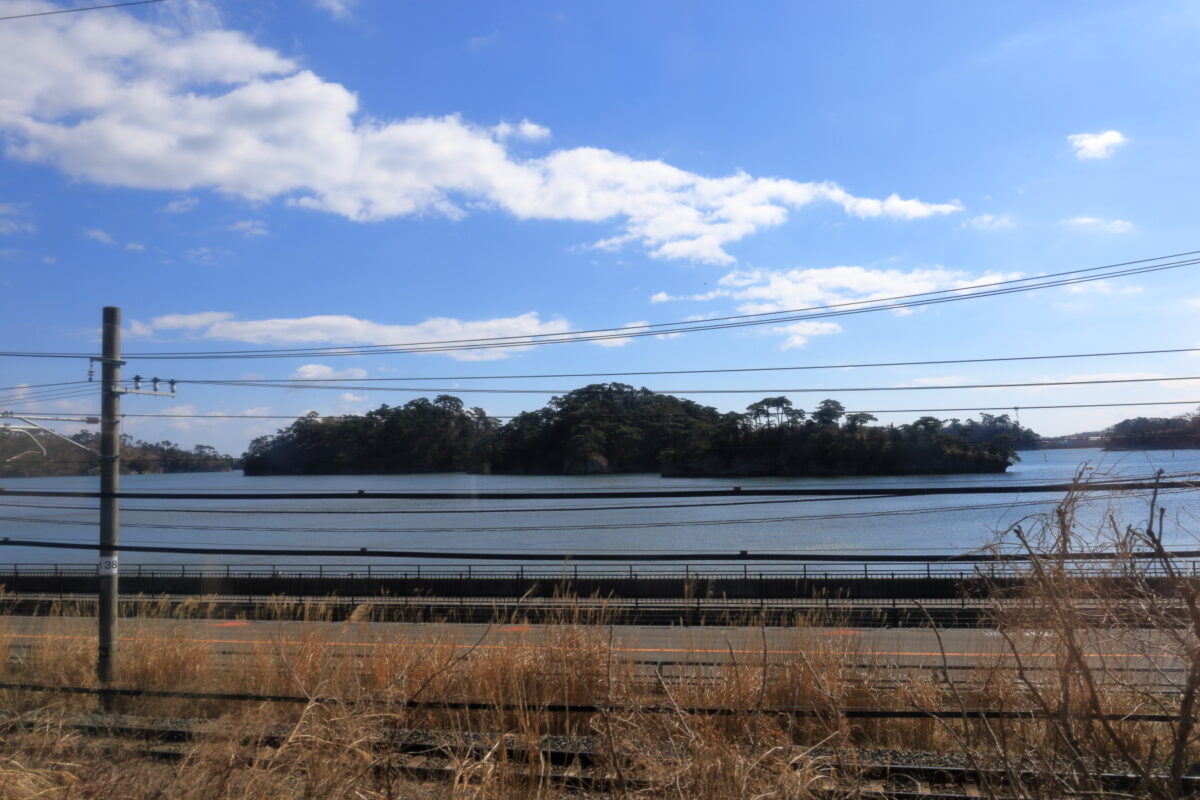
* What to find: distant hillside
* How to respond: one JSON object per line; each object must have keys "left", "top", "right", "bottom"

{"left": 1040, "top": 430, "right": 1106, "bottom": 449}
{"left": 1102, "top": 410, "right": 1200, "bottom": 450}
{"left": 0, "top": 430, "right": 236, "bottom": 477}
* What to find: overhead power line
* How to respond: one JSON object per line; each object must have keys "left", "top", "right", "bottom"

{"left": 0, "top": 380, "right": 91, "bottom": 393}
{"left": 3, "top": 537, "right": 1199, "bottom": 562}
{"left": 9, "top": 473, "right": 1188, "bottom": 516}
{"left": 0, "top": 492, "right": 1175, "bottom": 534}
{"left": 12, "top": 398, "right": 1200, "bottom": 422}
{"left": 0, "top": 386, "right": 97, "bottom": 404}
{"left": 3, "top": 250, "right": 1195, "bottom": 361}
{"left": 189, "top": 345, "right": 1200, "bottom": 385}
{"left": 0, "top": 479, "right": 1192, "bottom": 502}
{"left": 0, "top": 0, "right": 166, "bottom": 22}
{"left": 195, "top": 373, "right": 1200, "bottom": 395}
{"left": 121, "top": 254, "right": 1200, "bottom": 359}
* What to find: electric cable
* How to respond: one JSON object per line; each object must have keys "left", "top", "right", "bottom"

{"left": 191, "top": 373, "right": 1200, "bottom": 395}
{"left": 126, "top": 258, "right": 1200, "bottom": 358}
{"left": 4, "top": 250, "right": 1195, "bottom": 361}
{"left": 0, "top": 0, "right": 167, "bottom": 22}
{"left": 3, "top": 537, "right": 1198, "bottom": 561}
{"left": 0, "top": 491, "right": 1178, "bottom": 534}
{"left": 13, "top": 398, "right": 1200, "bottom": 421}
{"left": 1, "top": 472, "right": 1190, "bottom": 515}
{"left": 184, "top": 345, "right": 1200, "bottom": 384}
{"left": 0, "top": 478, "right": 1192, "bottom": 501}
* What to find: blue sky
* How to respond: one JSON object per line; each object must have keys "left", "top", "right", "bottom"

{"left": 2, "top": 0, "right": 1199, "bottom": 454}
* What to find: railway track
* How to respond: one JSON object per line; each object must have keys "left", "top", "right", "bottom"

{"left": 10, "top": 710, "right": 1196, "bottom": 798}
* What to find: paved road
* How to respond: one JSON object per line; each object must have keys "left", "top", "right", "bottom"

{"left": 0, "top": 615, "right": 1181, "bottom": 674}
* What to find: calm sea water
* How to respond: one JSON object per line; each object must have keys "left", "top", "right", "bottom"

{"left": 1, "top": 448, "right": 1198, "bottom": 570}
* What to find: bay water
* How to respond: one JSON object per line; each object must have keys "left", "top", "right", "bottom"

{"left": 1, "top": 448, "right": 1198, "bottom": 571}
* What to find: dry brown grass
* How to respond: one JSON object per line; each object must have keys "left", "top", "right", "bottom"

{"left": 0, "top": 486, "right": 1197, "bottom": 797}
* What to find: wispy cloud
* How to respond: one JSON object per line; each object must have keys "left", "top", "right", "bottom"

{"left": 229, "top": 220, "right": 269, "bottom": 237}
{"left": 313, "top": 0, "right": 357, "bottom": 19}
{"left": 82, "top": 228, "right": 115, "bottom": 245}
{"left": 0, "top": 203, "right": 34, "bottom": 236}
{"left": 593, "top": 322, "right": 650, "bottom": 348}
{"left": 185, "top": 246, "right": 231, "bottom": 263}
{"left": 290, "top": 364, "right": 367, "bottom": 380}
{"left": 653, "top": 264, "right": 1022, "bottom": 348}
{"left": 125, "top": 311, "right": 573, "bottom": 361}
{"left": 766, "top": 321, "right": 843, "bottom": 350}
{"left": 963, "top": 213, "right": 1014, "bottom": 230}
{"left": 1066, "top": 280, "right": 1141, "bottom": 295}
{"left": 469, "top": 31, "right": 499, "bottom": 51}
{"left": 160, "top": 197, "right": 198, "bottom": 214}
{"left": 1061, "top": 216, "right": 1133, "bottom": 233}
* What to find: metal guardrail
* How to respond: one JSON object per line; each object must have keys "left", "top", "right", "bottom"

{"left": 0, "top": 561, "right": 1196, "bottom": 581}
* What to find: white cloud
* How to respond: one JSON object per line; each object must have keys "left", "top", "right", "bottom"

{"left": 492, "top": 119, "right": 551, "bottom": 142}
{"left": 593, "top": 321, "right": 649, "bottom": 348}
{"left": 338, "top": 392, "right": 366, "bottom": 404}
{"left": 160, "top": 197, "right": 198, "bottom": 213}
{"left": 671, "top": 265, "right": 1024, "bottom": 314}
{"left": 290, "top": 364, "right": 368, "bottom": 380}
{"left": 147, "top": 403, "right": 274, "bottom": 432}
{"left": 654, "top": 264, "right": 1023, "bottom": 348}
{"left": 126, "top": 310, "right": 573, "bottom": 361}
{"left": 767, "top": 321, "right": 843, "bottom": 350}
{"left": 229, "top": 219, "right": 268, "bottom": 237}
{"left": 1068, "top": 130, "right": 1129, "bottom": 160}
{"left": 314, "top": 0, "right": 356, "bottom": 19}
{"left": 964, "top": 213, "right": 1014, "bottom": 230}
{"left": 1061, "top": 216, "right": 1133, "bottom": 233}
{"left": 125, "top": 241, "right": 145, "bottom": 251}
{"left": 0, "top": 8, "right": 961, "bottom": 264}
{"left": 82, "top": 227, "right": 115, "bottom": 245}
{"left": 129, "top": 310, "right": 232, "bottom": 337}
{"left": 149, "top": 311, "right": 236, "bottom": 330}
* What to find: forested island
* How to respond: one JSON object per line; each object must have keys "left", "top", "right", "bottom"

{"left": 0, "top": 431, "right": 236, "bottom": 478}
{"left": 243, "top": 383, "right": 1037, "bottom": 477}
{"left": 1103, "top": 410, "right": 1200, "bottom": 450}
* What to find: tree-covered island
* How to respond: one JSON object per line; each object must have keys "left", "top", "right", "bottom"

{"left": 243, "top": 383, "right": 1035, "bottom": 477}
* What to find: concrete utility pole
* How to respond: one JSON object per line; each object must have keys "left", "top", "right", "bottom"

{"left": 94, "top": 307, "right": 177, "bottom": 700}
{"left": 97, "top": 306, "right": 121, "bottom": 691}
